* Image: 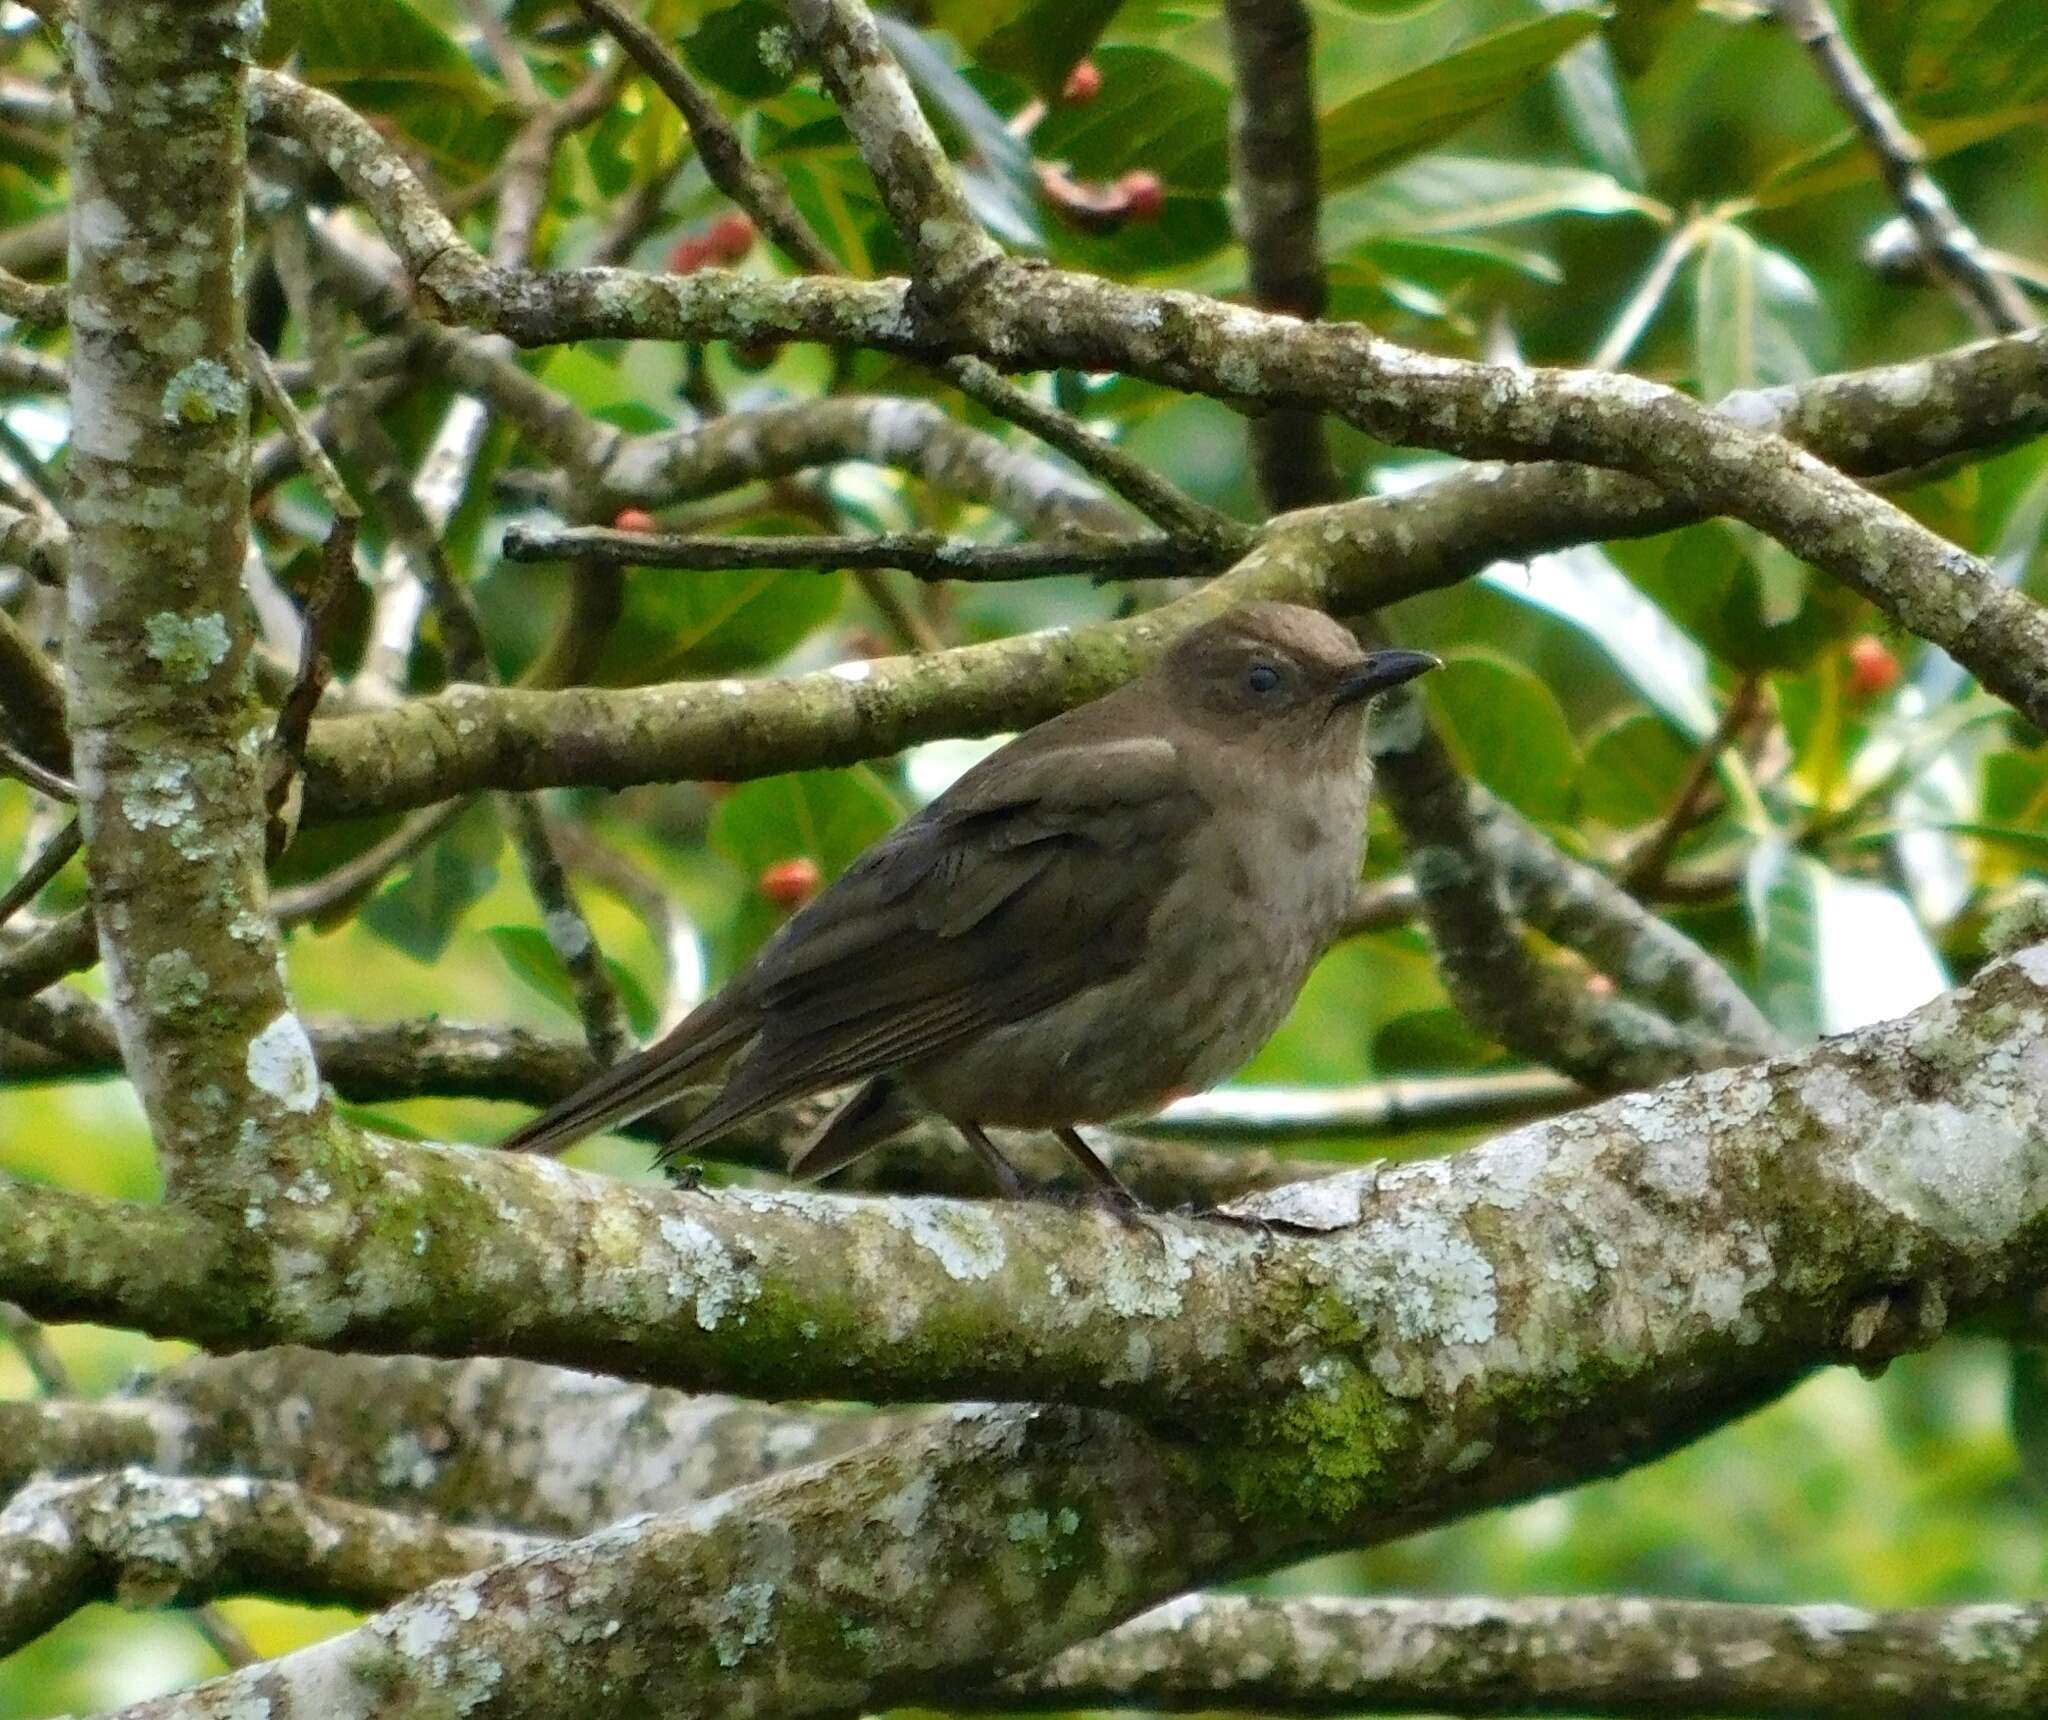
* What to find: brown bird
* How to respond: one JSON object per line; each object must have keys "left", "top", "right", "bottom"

{"left": 500, "top": 603, "right": 1437, "bottom": 1203}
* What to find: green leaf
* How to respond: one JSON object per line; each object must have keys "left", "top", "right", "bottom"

{"left": 1847, "top": 0, "right": 2048, "bottom": 117}
{"left": 709, "top": 767, "right": 902, "bottom": 960}
{"left": 1486, "top": 545, "right": 1718, "bottom": 738}
{"left": 1318, "top": 12, "right": 1604, "bottom": 191}
{"left": 685, "top": 0, "right": 797, "bottom": 99}
{"left": 265, "top": 0, "right": 519, "bottom": 181}
{"left": 1031, "top": 45, "right": 1232, "bottom": 193}
{"left": 1425, "top": 650, "right": 1581, "bottom": 823}
{"left": 1607, "top": 0, "right": 1696, "bottom": 77}
{"left": 486, "top": 925, "right": 659, "bottom": 1038}
{"left": 1579, "top": 712, "right": 1696, "bottom": 830}
{"left": 1323, "top": 155, "right": 1665, "bottom": 248}
{"left": 1756, "top": 101, "right": 2048, "bottom": 207}
{"left": 581, "top": 511, "right": 847, "bottom": 685}
{"left": 876, "top": 18, "right": 1042, "bottom": 247}
{"left": 1374, "top": 1007, "right": 1504, "bottom": 1073}
{"left": 935, "top": 0, "right": 1123, "bottom": 99}
{"left": 1745, "top": 842, "right": 1948, "bottom": 1040}
{"left": 1637, "top": 522, "right": 1862, "bottom": 674}
{"left": 1692, "top": 221, "right": 1830, "bottom": 403}
{"left": 1545, "top": 16, "right": 1646, "bottom": 187}
{"left": 360, "top": 803, "right": 504, "bottom": 963}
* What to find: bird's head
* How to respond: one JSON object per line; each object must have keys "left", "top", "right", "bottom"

{"left": 1158, "top": 602, "right": 1438, "bottom": 748}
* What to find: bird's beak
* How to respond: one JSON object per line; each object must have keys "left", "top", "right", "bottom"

{"left": 1333, "top": 649, "right": 1441, "bottom": 705}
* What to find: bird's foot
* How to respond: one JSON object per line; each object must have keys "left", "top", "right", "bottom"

{"left": 661, "top": 1159, "right": 706, "bottom": 1192}
{"left": 1183, "top": 1202, "right": 1319, "bottom": 1239}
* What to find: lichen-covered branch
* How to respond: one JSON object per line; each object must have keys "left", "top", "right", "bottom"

{"left": 1, "top": 1350, "right": 901, "bottom": 1535}
{"left": 1367, "top": 694, "right": 1751, "bottom": 1088}
{"left": 0, "top": 1468, "right": 532, "bottom": 1658}
{"left": 788, "top": 0, "right": 1003, "bottom": 302}
{"left": 6, "top": 947, "right": 2044, "bottom": 1714}
{"left": 986, "top": 1591, "right": 2048, "bottom": 1718}
{"left": 3, "top": 948, "right": 2043, "bottom": 1478}
{"left": 64, "top": 0, "right": 331, "bottom": 1192}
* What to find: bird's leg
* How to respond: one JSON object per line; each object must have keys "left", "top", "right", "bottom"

{"left": 1054, "top": 1126, "right": 1152, "bottom": 1220}
{"left": 956, "top": 1120, "right": 1036, "bottom": 1201}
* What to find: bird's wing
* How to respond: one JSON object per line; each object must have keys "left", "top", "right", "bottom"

{"left": 664, "top": 733, "right": 1205, "bottom": 1151}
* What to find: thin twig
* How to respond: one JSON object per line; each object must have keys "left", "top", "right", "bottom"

{"left": 269, "top": 800, "right": 472, "bottom": 928}
{"left": 0, "top": 737, "right": 72, "bottom": 802}
{"left": 1773, "top": 0, "right": 2032, "bottom": 333}
{"left": 1622, "top": 675, "right": 1762, "bottom": 896}
{"left": 500, "top": 522, "right": 1193, "bottom": 580}
{"left": 0, "top": 818, "right": 79, "bottom": 934}
{"left": 246, "top": 339, "right": 363, "bottom": 846}
{"left": 0, "top": 264, "right": 63, "bottom": 326}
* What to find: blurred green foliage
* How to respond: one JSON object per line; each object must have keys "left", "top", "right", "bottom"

{"left": 2, "top": 0, "right": 2046, "bottom": 1708}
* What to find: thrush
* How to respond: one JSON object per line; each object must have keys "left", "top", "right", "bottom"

{"left": 500, "top": 602, "right": 1438, "bottom": 1203}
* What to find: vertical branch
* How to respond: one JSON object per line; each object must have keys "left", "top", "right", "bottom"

{"left": 65, "top": 0, "right": 330, "bottom": 1192}
{"left": 1773, "top": 0, "right": 2033, "bottom": 334}
{"left": 787, "top": 0, "right": 1003, "bottom": 302}
{"left": 1221, "top": 0, "right": 1341, "bottom": 508}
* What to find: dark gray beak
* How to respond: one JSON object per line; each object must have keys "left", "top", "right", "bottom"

{"left": 1333, "top": 649, "right": 1441, "bottom": 705}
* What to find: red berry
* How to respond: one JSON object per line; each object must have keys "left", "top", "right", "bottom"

{"left": 758, "top": 857, "right": 822, "bottom": 909}
{"left": 1118, "top": 170, "right": 1164, "bottom": 222}
{"left": 1847, "top": 634, "right": 1900, "bottom": 699}
{"left": 612, "top": 508, "right": 656, "bottom": 532}
{"left": 1060, "top": 59, "right": 1102, "bottom": 104}
{"left": 667, "top": 236, "right": 710, "bottom": 274}
{"left": 705, "top": 211, "right": 756, "bottom": 262}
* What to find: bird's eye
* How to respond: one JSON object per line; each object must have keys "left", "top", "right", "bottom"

{"left": 1247, "top": 663, "right": 1281, "bottom": 694}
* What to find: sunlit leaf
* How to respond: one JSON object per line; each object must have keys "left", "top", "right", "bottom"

{"left": 876, "top": 17, "right": 1042, "bottom": 246}
{"left": 1745, "top": 841, "right": 1948, "bottom": 1039}
{"left": 1543, "top": 9, "right": 1646, "bottom": 187}
{"left": 1692, "top": 221, "right": 1830, "bottom": 403}
{"left": 1319, "top": 12, "right": 1605, "bottom": 191}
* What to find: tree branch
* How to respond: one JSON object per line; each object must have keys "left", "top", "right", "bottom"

{"left": 65, "top": 0, "right": 331, "bottom": 1194}
{"left": 986, "top": 1591, "right": 2048, "bottom": 1718}
{"left": 0, "top": 1468, "right": 532, "bottom": 1658}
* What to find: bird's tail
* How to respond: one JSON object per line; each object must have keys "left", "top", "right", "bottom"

{"left": 498, "top": 994, "right": 753, "bottom": 1157}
